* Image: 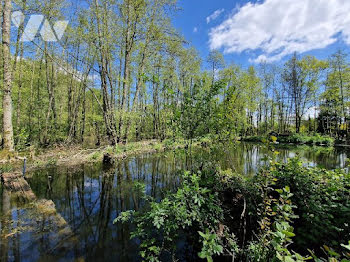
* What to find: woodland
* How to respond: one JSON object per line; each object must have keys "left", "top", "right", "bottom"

{"left": 0, "top": 0, "right": 349, "bottom": 151}
{"left": 1, "top": 1, "right": 350, "bottom": 262}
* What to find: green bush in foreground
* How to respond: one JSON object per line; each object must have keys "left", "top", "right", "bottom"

{"left": 115, "top": 158, "right": 350, "bottom": 261}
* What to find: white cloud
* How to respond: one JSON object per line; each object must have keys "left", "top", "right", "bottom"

{"left": 304, "top": 106, "right": 319, "bottom": 119}
{"left": 87, "top": 74, "right": 100, "bottom": 83}
{"left": 193, "top": 27, "right": 198, "bottom": 33}
{"left": 206, "top": 9, "right": 225, "bottom": 24}
{"left": 209, "top": 0, "right": 350, "bottom": 63}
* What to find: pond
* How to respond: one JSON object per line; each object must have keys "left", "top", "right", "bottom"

{"left": 0, "top": 142, "right": 349, "bottom": 261}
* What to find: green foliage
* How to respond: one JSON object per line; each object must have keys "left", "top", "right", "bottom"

{"left": 270, "top": 158, "right": 350, "bottom": 251}
{"left": 277, "top": 133, "right": 334, "bottom": 146}
{"left": 113, "top": 210, "right": 135, "bottom": 224}
{"left": 198, "top": 229, "right": 223, "bottom": 262}
{"left": 115, "top": 158, "right": 350, "bottom": 261}
{"left": 244, "top": 134, "right": 335, "bottom": 146}
{"left": 116, "top": 171, "right": 223, "bottom": 261}
{"left": 309, "top": 242, "right": 350, "bottom": 262}
{"left": 0, "top": 163, "right": 13, "bottom": 173}
{"left": 89, "top": 151, "right": 103, "bottom": 161}
{"left": 46, "top": 158, "right": 58, "bottom": 166}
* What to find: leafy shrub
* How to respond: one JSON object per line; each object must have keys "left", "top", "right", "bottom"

{"left": 162, "top": 139, "right": 175, "bottom": 150}
{"left": 269, "top": 158, "right": 350, "bottom": 253}
{"left": 115, "top": 171, "right": 224, "bottom": 261}
{"left": 115, "top": 158, "right": 350, "bottom": 261}
{"left": 243, "top": 135, "right": 266, "bottom": 143}
{"left": 244, "top": 133, "right": 335, "bottom": 146}
{"left": 278, "top": 133, "right": 334, "bottom": 146}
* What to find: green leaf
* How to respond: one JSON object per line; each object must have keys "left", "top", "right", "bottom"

{"left": 341, "top": 242, "right": 350, "bottom": 251}
{"left": 282, "top": 230, "right": 296, "bottom": 238}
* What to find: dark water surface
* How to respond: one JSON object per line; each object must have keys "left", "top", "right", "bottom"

{"left": 0, "top": 143, "right": 349, "bottom": 261}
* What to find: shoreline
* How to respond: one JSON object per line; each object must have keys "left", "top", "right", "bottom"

{"left": 0, "top": 140, "right": 195, "bottom": 173}
{"left": 241, "top": 134, "right": 336, "bottom": 147}
{"left": 241, "top": 139, "right": 350, "bottom": 148}
{"left": 2, "top": 137, "right": 346, "bottom": 174}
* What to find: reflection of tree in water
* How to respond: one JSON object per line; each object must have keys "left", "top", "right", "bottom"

{"left": 1, "top": 188, "right": 40, "bottom": 262}
{"left": 0, "top": 188, "right": 10, "bottom": 262}
{"left": 2, "top": 145, "right": 349, "bottom": 261}
{"left": 24, "top": 154, "right": 184, "bottom": 260}
{"left": 189, "top": 143, "right": 349, "bottom": 176}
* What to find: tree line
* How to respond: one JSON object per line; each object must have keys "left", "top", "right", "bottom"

{"left": 1, "top": 0, "right": 350, "bottom": 151}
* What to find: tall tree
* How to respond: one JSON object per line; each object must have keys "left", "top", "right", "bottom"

{"left": 92, "top": 0, "right": 119, "bottom": 145}
{"left": 2, "top": 0, "right": 15, "bottom": 151}
{"left": 207, "top": 50, "right": 225, "bottom": 86}
{"left": 283, "top": 54, "right": 326, "bottom": 133}
{"left": 329, "top": 50, "right": 350, "bottom": 128}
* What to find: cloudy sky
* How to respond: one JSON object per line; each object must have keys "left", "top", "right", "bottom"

{"left": 173, "top": 0, "right": 350, "bottom": 67}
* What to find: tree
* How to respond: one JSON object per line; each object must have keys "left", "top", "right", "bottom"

{"left": 282, "top": 54, "right": 326, "bottom": 133}
{"left": 207, "top": 50, "right": 225, "bottom": 86}
{"left": 328, "top": 50, "right": 350, "bottom": 131}
{"left": 318, "top": 50, "right": 350, "bottom": 136}
{"left": 245, "top": 66, "right": 261, "bottom": 135}
{"left": 2, "top": 0, "right": 15, "bottom": 151}
{"left": 258, "top": 62, "right": 277, "bottom": 133}
{"left": 331, "top": 51, "right": 349, "bottom": 117}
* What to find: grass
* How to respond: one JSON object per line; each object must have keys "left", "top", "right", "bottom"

{"left": 0, "top": 149, "right": 17, "bottom": 160}
{"left": 89, "top": 151, "right": 103, "bottom": 161}
{"left": 0, "top": 139, "right": 201, "bottom": 173}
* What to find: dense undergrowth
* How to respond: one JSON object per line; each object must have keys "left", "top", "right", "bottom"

{"left": 244, "top": 134, "right": 335, "bottom": 146}
{"left": 116, "top": 156, "right": 350, "bottom": 261}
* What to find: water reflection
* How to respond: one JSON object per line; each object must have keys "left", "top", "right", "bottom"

{"left": 0, "top": 143, "right": 349, "bottom": 261}
{"left": 0, "top": 151, "right": 187, "bottom": 262}
{"left": 209, "top": 143, "right": 349, "bottom": 175}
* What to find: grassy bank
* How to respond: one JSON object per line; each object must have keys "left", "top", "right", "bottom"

{"left": 243, "top": 133, "right": 335, "bottom": 146}
{"left": 0, "top": 138, "right": 207, "bottom": 173}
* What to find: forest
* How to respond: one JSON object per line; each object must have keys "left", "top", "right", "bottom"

{"left": 0, "top": 0, "right": 350, "bottom": 262}
{"left": 0, "top": 0, "right": 350, "bottom": 150}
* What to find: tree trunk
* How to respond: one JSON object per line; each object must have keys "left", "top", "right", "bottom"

{"left": 94, "top": 0, "right": 118, "bottom": 145}
{"left": 28, "top": 61, "right": 36, "bottom": 141}
{"left": 118, "top": 47, "right": 131, "bottom": 143}
{"left": 124, "top": 50, "right": 147, "bottom": 142}
{"left": 13, "top": 0, "right": 26, "bottom": 134}
{"left": 2, "top": 0, "right": 15, "bottom": 151}
{"left": 80, "top": 81, "right": 87, "bottom": 143}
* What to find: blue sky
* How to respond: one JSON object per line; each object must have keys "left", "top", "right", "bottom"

{"left": 172, "top": 0, "right": 350, "bottom": 69}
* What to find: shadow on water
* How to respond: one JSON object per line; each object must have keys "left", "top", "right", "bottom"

{"left": 0, "top": 143, "right": 349, "bottom": 261}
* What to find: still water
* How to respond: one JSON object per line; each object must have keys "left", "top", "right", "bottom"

{"left": 0, "top": 143, "right": 349, "bottom": 261}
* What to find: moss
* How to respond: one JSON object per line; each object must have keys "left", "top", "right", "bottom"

{"left": 89, "top": 151, "right": 103, "bottom": 161}
{"left": 152, "top": 143, "right": 163, "bottom": 151}
{"left": 35, "top": 200, "right": 57, "bottom": 216}
{"left": 0, "top": 149, "right": 16, "bottom": 160}
{"left": 0, "top": 163, "right": 13, "bottom": 173}
{"left": 105, "top": 146, "right": 114, "bottom": 154}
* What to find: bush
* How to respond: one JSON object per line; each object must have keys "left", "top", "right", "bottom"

{"left": 243, "top": 135, "right": 266, "bottom": 143}
{"left": 115, "top": 171, "right": 224, "bottom": 261}
{"left": 268, "top": 158, "right": 350, "bottom": 252}
{"left": 278, "top": 133, "right": 334, "bottom": 146}
{"left": 115, "top": 158, "right": 350, "bottom": 261}
{"left": 244, "top": 134, "right": 335, "bottom": 146}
